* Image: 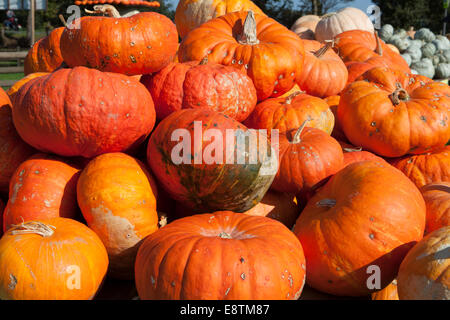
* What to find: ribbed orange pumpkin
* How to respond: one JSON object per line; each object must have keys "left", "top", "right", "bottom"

{"left": 135, "top": 211, "right": 306, "bottom": 300}
{"left": 397, "top": 226, "right": 450, "bottom": 300}
{"left": 389, "top": 146, "right": 450, "bottom": 188}
{"left": 147, "top": 109, "right": 276, "bottom": 213}
{"left": 345, "top": 57, "right": 389, "bottom": 86}
{"left": 420, "top": 182, "right": 450, "bottom": 235}
{"left": 178, "top": 11, "right": 305, "bottom": 101}
{"left": 371, "top": 280, "right": 399, "bottom": 300}
{"left": 0, "top": 218, "right": 108, "bottom": 300}
{"left": 175, "top": 0, "right": 265, "bottom": 39}
{"left": 7, "top": 72, "right": 48, "bottom": 101}
{"left": 141, "top": 58, "right": 257, "bottom": 122}
{"left": 271, "top": 123, "right": 344, "bottom": 194}
{"left": 339, "top": 67, "right": 450, "bottom": 157}
{"left": 342, "top": 147, "right": 387, "bottom": 167}
{"left": 325, "top": 95, "right": 347, "bottom": 142}
{"left": 12, "top": 67, "right": 156, "bottom": 158}
{"left": 77, "top": 153, "right": 159, "bottom": 279}
{"left": 244, "top": 91, "right": 335, "bottom": 138}
{"left": 293, "top": 161, "right": 426, "bottom": 296}
{"left": 60, "top": 5, "right": 178, "bottom": 75}
{"left": 0, "top": 88, "right": 35, "bottom": 193}
{"left": 3, "top": 154, "right": 81, "bottom": 233}
{"left": 297, "top": 40, "right": 348, "bottom": 97}
{"left": 24, "top": 27, "right": 64, "bottom": 75}
{"left": 334, "top": 30, "right": 411, "bottom": 74}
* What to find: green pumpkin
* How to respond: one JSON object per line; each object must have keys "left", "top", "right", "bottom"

{"left": 411, "top": 58, "right": 435, "bottom": 79}
{"left": 393, "top": 28, "right": 407, "bottom": 39}
{"left": 435, "top": 63, "right": 450, "bottom": 79}
{"left": 405, "top": 46, "right": 422, "bottom": 62}
{"left": 408, "top": 39, "right": 424, "bottom": 48}
{"left": 432, "top": 38, "right": 450, "bottom": 51}
{"left": 414, "top": 28, "right": 436, "bottom": 42}
{"left": 379, "top": 24, "right": 394, "bottom": 42}
{"left": 421, "top": 42, "right": 437, "bottom": 58}
{"left": 388, "top": 35, "right": 410, "bottom": 52}
{"left": 401, "top": 53, "right": 412, "bottom": 66}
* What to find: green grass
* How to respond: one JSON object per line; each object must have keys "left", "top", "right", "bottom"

{"left": 0, "top": 72, "right": 24, "bottom": 91}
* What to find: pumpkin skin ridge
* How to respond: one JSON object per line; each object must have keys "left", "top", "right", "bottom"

{"left": 294, "top": 161, "right": 426, "bottom": 296}
{"left": 135, "top": 211, "right": 306, "bottom": 300}
{"left": 420, "top": 182, "right": 450, "bottom": 235}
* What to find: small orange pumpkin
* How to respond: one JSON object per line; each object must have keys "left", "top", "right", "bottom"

{"left": 420, "top": 182, "right": 450, "bottom": 234}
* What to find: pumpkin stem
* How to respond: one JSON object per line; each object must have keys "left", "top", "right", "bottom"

{"left": 199, "top": 56, "right": 209, "bottom": 65}
{"left": 218, "top": 231, "right": 232, "bottom": 239}
{"left": 238, "top": 11, "right": 260, "bottom": 45}
{"left": 284, "top": 90, "right": 305, "bottom": 104}
{"left": 314, "top": 41, "right": 333, "bottom": 58}
{"left": 375, "top": 31, "right": 383, "bottom": 56}
{"left": 316, "top": 198, "right": 337, "bottom": 208}
{"left": 58, "top": 14, "right": 67, "bottom": 27}
{"left": 343, "top": 147, "right": 363, "bottom": 153}
{"left": 85, "top": 4, "right": 121, "bottom": 18}
{"left": 158, "top": 214, "right": 168, "bottom": 228}
{"left": 291, "top": 119, "right": 309, "bottom": 144}
{"left": 9, "top": 221, "right": 55, "bottom": 237}
{"left": 389, "top": 82, "right": 410, "bottom": 105}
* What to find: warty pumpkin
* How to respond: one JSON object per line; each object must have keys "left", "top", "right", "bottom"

{"left": 3, "top": 154, "right": 81, "bottom": 232}
{"left": 24, "top": 27, "right": 64, "bottom": 75}
{"left": 175, "top": 0, "right": 264, "bottom": 39}
{"left": 271, "top": 122, "right": 344, "bottom": 195}
{"left": 141, "top": 57, "right": 257, "bottom": 122}
{"left": 0, "top": 88, "right": 35, "bottom": 193}
{"left": 389, "top": 146, "right": 450, "bottom": 188}
{"left": 297, "top": 40, "right": 348, "bottom": 98}
{"left": 178, "top": 11, "right": 305, "bottom": 101}
{"left": 77, "top": 152, "right": 159, "bottom": 279}
{"left": 147, "top": 109, "right": 277, "bottom": 213}
{"left": 338, "top": 67, "right": 450, "bottom": 157}
{"left": 7, "top": 72, "right": 48, "bottom": 101}
{"left": 293, "top": 161, "right": 426, "bottom": 296}
{"left": 397, "top": 226, "right": 450, "bottom": 300}
{"left": 12, "top": 66, "right": 156, "bottom": 158}
{"left": 0, "top": 218, "right": 108, "bottom": 300}
{"left": 135, "top": 211, "right": 306, "bottom": 300}
{"left": 420, "top": 182, "right": 450, "bottom": 234}
{"left": 60, "top": 4, "right": 178, "bottom": 75}
{"left": 244, "top": 91, "right": 335, "bottom": 138}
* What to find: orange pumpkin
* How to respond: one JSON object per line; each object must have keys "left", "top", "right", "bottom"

{"left": 297, "top": 40, "right": 348, "bottom": 97}
{"left": 420, "top": 182, "right": 450, "bottom": 235}
{"left": 0, "top": 88, "right": 35, "bottom": 193}
{"left": 397, "top": 226, "right": 450, "bottom": 300}
{"left": 135, "top": 211, "right": 306, "bottom": 300}
{"left": 345, "top": 57, "right": 389, "bottom": 86}
{"left": 0, "top": 218, "right": 108, "bottom": 300}
{"left": 3, "top": 154, "right": 81, "bottom": 232}
{"left": 271, "top": 123, "right": 344, "bottom": 195}
{"left": 244, "top": 91, "right": 335, "bottom": 138}
{"left": 7, "top": 72, "right": 48, "bottom": 101}
{"left": 342, "top": 147, "right": 387, "bottom": 167}
{"left": 24, "top": 27, "right": 64, "bottom": 75}
{"left": 178, "top": 11, "right": 305, "bottom": 101}
{"left": 389, "top": 146, "right": 450, "bottom": 188}
{"left": 371, "top": 280, "right": 399, "bottom": 300}
{"left": 77, "top": 153, "right": 159, "bottom": 279}
{"left": 325, "top": 95, "right": 347, "bottom": 142}
{"left": 175, "top": 0, "right": 265, "bottom": 39}
{"left": 339, "top": 67, "right": 450, "bottom": 157}
{"left": 293, "top": 161, "right": 426, "bottom": 296}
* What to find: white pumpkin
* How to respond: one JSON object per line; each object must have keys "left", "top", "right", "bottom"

{"left": 291, "top": 15, "right": 320, "bottom": 34}
{"left": 314, "top": 7, "right": 374, "bottom": 43}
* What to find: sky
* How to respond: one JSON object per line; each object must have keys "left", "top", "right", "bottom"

{"left": 167, "top": 0, "right": 375, "bottom": 12}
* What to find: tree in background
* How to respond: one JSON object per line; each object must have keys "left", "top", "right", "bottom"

{"left": 373, "top": 0, "right": 445, "bottom": 34}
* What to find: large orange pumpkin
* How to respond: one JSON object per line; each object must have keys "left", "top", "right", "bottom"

{"left": 334, "top": 30, "right": 411, "bottom": 73}
{"left": 147, "top": 109, "right": 276, "bottom": 213}
{"left": 293, "top": 161, "right": 426, "bottom": 296}
{"left": 371, "top": 280, "right": 399, "bottom": 300}
{"left": 7, "top": 72, "right": 48, "bottom": 101}
{"left": 244, "top": 91, "right": 335, "bottom": 138}
{"left": 389, "top": 146, "right": 450, "bottom": 188}
{"left": 175, "top": 0, "right": 265, "bottom": 39}
{"left": 135, "top": 211, "right": 306, "bottom": 300}
{"left": 178, "top": 11, "right": 305, "bottom": 101}
{"left": 24, "top": 27, "right": 64, "bottom": 75}
{"left": 325, "top": 95, "right": 347, "bottom": 142}
{"left": 297, "top": 40, "right": 348, "bottom": 98}
{"left": 345, "top": 57, "right": 389, "bottom": 86}
{"left": 12, "top": 67, "right": 155, "bottom": 158}
{"left": 0, "top": 218, "right": 108, "bottom": 300}
{"left": 397, "top": 226, "right": 450, "bottom": 300}
{"left": 420, "top": 182, "right": 450, "bottom": 235}
{"left": 141, "top": 58, "right": 257, "bottom": 122}
{"left": 77, "top": 153, "right": 159, "bottom": 279}
{"left": 339, "top": 67, "right": 450, "bottom": 157}
{"left": 3, "top": 154, "right": 81, "bottom": 233}
{"left": 0, "top": 88, "right": 35, "bottom": 193}
{"left": 60, "top": 5, "right": 178, "bottom": 75}
{"left": 271, "top": 123, "right": 344, "bottom": 195}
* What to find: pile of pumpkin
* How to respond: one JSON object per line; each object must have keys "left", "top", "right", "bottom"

{"left": 0, "top": 1, "right": 448, "bottom": 300}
